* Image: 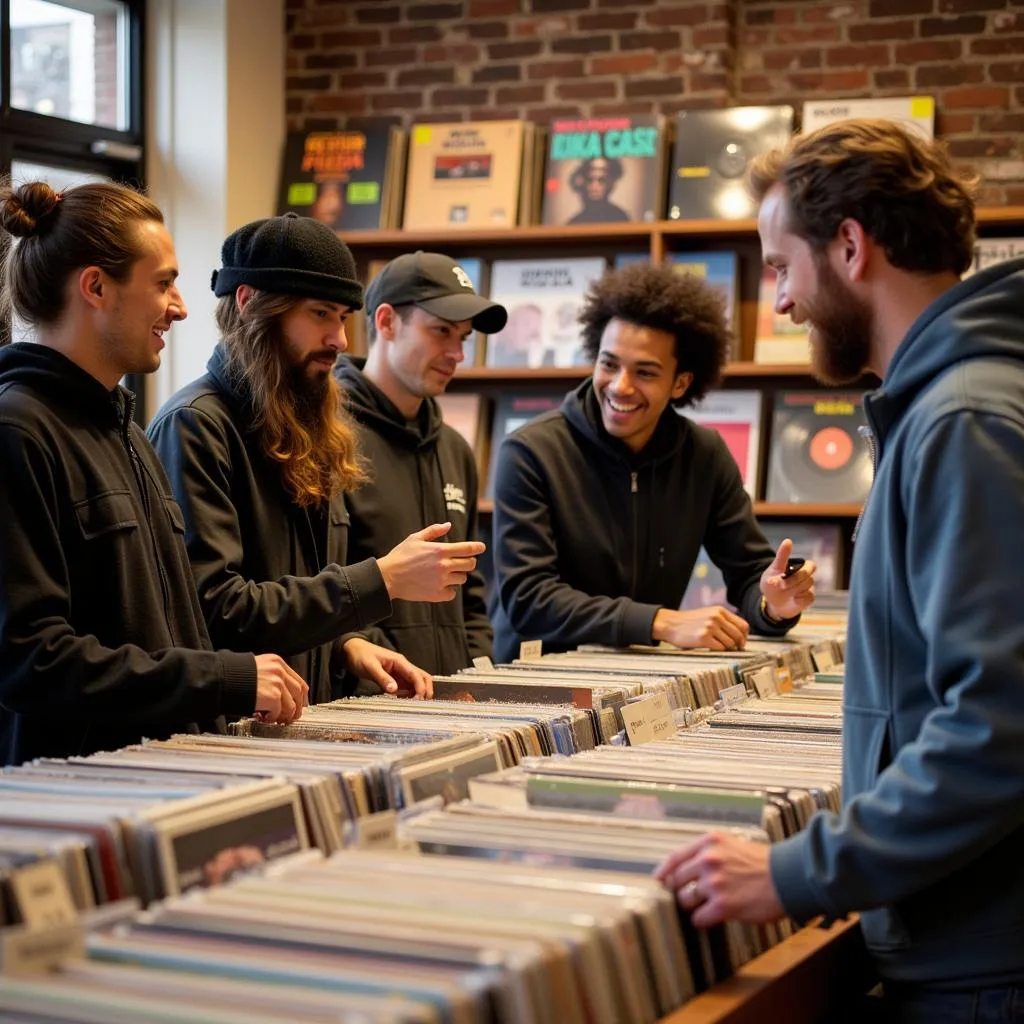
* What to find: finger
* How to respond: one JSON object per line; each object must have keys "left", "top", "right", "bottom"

{"left": 691, "top": 896, "right": 727, "bottom": 930}
{"left": 716, "top": 616, "right": 747, "bottom": 649}
{"left": 653, "top": 841, "right": 704, "bottom": 881}
{"left": 445, "top": 573, "right": 469, "bottom": 588}
{"left": 275, "top": 688, "right": 296, "bottom": 724}
{"left": 445, "top": 557, "right": 478, "bottom": 573}
{"left": 445, "top": 541, "right": 486, "bottom": 557}
{"left": 391, "top": 660, "right": 429, "bottom": 698}
{"left": 724, "top": 609, "right": 749, "bottom": 633}
{"left": 769, "top": 537, "right": 793, "bottom": 574}
{"left": 419, "top": 672, "right": 434, "bottom": 700}
{"left": 415, "top": 522, "right": 452, "bottom": 541}
{"left": 363, "top": 659, "right": 400, "bottom": 694}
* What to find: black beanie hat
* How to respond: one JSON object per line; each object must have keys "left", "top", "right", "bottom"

{"left": 210, "top": 212, "right": 363, "bottom": 310}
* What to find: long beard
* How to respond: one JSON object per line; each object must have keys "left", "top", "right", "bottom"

{"left": 807, "top": 257, "right": 874, "bottom": 386}
{"left": 285, "top": 363, "right": 331, "bottom": 429}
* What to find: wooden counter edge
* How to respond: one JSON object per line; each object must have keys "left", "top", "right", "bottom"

{"left": 658, "top": 916, "right": 873, "bottom": 1024}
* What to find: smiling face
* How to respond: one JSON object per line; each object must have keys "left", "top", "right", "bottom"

{"left": 99, "top": 220, "right": 187, "bottom": 376}
{"left": 758, "top": 184, "right": 873, "bottom": 385}
{"left": 382, "top": 305, "right": 472, "bottom": 400}
{"left": 278, "top": 298, "right": 351, "bottom": 384}
{"left": 592, "top": 318, "right": 691, "bottom": 453}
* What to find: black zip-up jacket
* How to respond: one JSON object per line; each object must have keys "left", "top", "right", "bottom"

{"left": 0, "top": 344, "right": 256, "bottom": 766}
{"left": 492, "top": 380, "right": 797, "bottom": 662}
{"left": 334, "top": 357, "right": 492, "bottom": 676}
{"left": 148, "top": 344, "right": 392, "bottom": 703}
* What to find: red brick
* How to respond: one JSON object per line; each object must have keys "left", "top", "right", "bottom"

{"left": 943, "top": 86, "right": 1012, "bottom": 109}
{"left": 527, "top": 58, "right": 586, "bottom": 79}
{"left": 531, "top": 0, "right": 589, "bottom": 10}
{"left": 286, "top": 52, "right": 301, "bottom": 71}
{"left": 472, "top": 64, "right": 521, "bottom": 82}
{"left": 975, "top": 183, "right": 1009, "bottom": 205}
{"left": 894, "top": 40, "right": 963, "bottom": 63}
{"left": 787, "top": 69, "right": 871, "bottom": 91}
{"left": 874, "top": 69, "right": 911, "bottom": 90}
{"left": 551, "top": 34, "right": 614, "bottom": 54}
{"left": 423, "top": 43, "right": 482, "bottom": 61}
{"left": 916, "top": 64, "right": 986, "bottom": 87}
{"left": 389, "top": 25, "right": 443, "bottom": 44}
{"left": 309, "top": 93, "right": 369, "bottom": 113}
{"left": 620, "top": 30, "right": 683, "bottom": 51}
{"left": 433, "top": 87, "right": 491, "bottom": 105}
{"left": 321, "top": 30, "right": 383, "bottom": 47}
{"left": 690, "top": 71, "right": 730, "bottom": 92}
{"left": 597, "top": 0, "right": 655, "bottom": 6}
{"left": 969, "top": 36, "right": 1024, "bottom": 56}
{"left": 1004, "top": 186, "right": 1024, "bottom": 206}
{"left": 371, "top": 91, "right": 428, "bottom": 111}
{"left": 513, "top": 16, "right": 571, "bottom": 36}
{"left": 469, "top": 0, "right": 518, "bottom": 12}
{"left": 937, "top": 0, "right": 1007, "bottom": 10}
{"left": 868, "top": 0, "right": 931, "bottom": 13}
{"left": 741, "top": 28, "right": 771, "bottom": 47}
{"left": 469, "top": 107, "right": 523, "bottom": 120}
{"left": 488, "top": 40, "right": 543, "bottom": 59}
{"left": 848, "top": 20, "right": 916, "bottom": 42}
{"left": 775, "top": 25, "right": 843, "bottom": 45}
{"left": 660, "top": 95, "right": 731, "bottom": 113}
{"left": 287, "top": 73, "right": 332, "bottom": 90}
{"left": 299, "top": 7, "right": 354, "bottom": 26}
{"left": 979, "top": 112, "right": 1024, "bottom": 133}
{"left": 935, "top": 112, "right": 976, "bottom": 134}
{"left": 592, "top": 100, "right": 657, "bottom": 116}
{"left": 340, "top": 71, "right": 389, "bottom": 88}
{"left": 304, "top": 52, "right": 357, "bottom": 68}
{"left": 825, "top": 44, "right": 891, "bottom": 67}
{"left": 555, "top": 80, "right": 619, "bottom": 100}
{"left": 578, "top": 11, "right": 638, "bottom": 30}
{"left": 991, "top": 62, "right": 1024, "bottom": 84}
{"left": 354, "top": 6, "right": 401, "bottom": 24}
{"left": 366, "top": 47, "right": 417, "bottom": 67}
{"left": 946, "top": 137, "right": 1018, "bottom": 158}
{"left": 524, "top": 105, "right": 583, "bottom": 121}
{"left": 411, "top": 110, "right": 469, "bottom": 123}
{"left": 644, "top": 5, "right": 711, "bottom": 28}
{"left": 495, "top": 84, "right": 546, "bottom": 103}
{"left": 764, "top": 49, "right": 822, "bottom": 71}
{"left": 290, "top": 33, "right": 316, "bottom": 49}
{"left": 739, "top": 73, "right": 775, "bottom": 94}
{"left": 693, "top": 25, "right": 731, "bottom": 47}
{"left": 286, "top": 96, "right": 304, "bottom": 115}
{"left": 591, "top": 52, "right": 659, "bottom": 74}
{"left": 407, "top": 3, "right": 465, "bottom": 20}
{"left": 465, "top": 21, "right": 509, "bottom": 38}
{"left": 396, "top": 66, "right": 456, "bottom": 86}
{"left": 744, "top": 6, "right": 797, "bottom": 25}
{"left": 624, "top": 74, "right": 685, "bottom": 98}
{"left": 920, "top": 14, "right": 987, "bottom": 36}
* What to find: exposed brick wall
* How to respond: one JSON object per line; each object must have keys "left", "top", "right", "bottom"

{"left": 286, "top": 0, "right": 1024, "bottom": 204}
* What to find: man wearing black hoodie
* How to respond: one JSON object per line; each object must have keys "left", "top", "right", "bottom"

{"left": 150, "top": 220, "right": 484, "bottom": 703}
{"left": 491, "top": 261, "right": 817, "bottom": 663}
{"left": 658, "top": 120, "right": 1024, "bottom": 1020}
{"left": 335, "top": 252, "right": 508, "bottom": 676}
{"left": 0, "top": 181, "right": 307, "bottom": 766}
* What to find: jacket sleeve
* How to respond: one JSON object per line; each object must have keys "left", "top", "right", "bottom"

{"left": 147, "top": 404, "right": 391, "bottom": 657}
{"left": 462, "top": 447, "right": 494, "bottom": 663}
{"left": 700, "top": 431, "right": 798, "bottom": 636}
{"left": 493, "top": 435, "right": 660, "bottom": 649}
{"left": 0, "top": 423, "right": 256, "bottom": 725}
{"left": 771, "top": 410, "right": 1024, "bottom": 922}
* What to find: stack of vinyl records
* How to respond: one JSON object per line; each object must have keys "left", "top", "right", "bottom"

{"left": 4, "top": 847, "right": 690, "bottom": 1024}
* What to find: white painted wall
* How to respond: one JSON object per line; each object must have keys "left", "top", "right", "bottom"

{"left": 145, "top": 0, "right": 284, "bottom": 417}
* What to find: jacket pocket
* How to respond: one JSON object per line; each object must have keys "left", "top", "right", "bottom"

{"left": 73, "top": 490, "right": 138, "bottom": 539}
{"left": 164, "top": 497, "right": 187, "bottom": 534}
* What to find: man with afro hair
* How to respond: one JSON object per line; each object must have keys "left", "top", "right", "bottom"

{"left": 490, "top": 261, "right": 817, "bottom": 662}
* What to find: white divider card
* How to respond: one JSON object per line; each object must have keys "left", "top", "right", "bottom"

{"left": 620, "top": 694, "right": 675, "bottom": 746}
{"left": 346, "top": 810, "right": 398, "bottom": 850}
{"left": 0, "top": 861, "right": 83, "bottom": 977}
{"left": 718, "top": 682, "right": 748, "bottom": 707}
{"left": 7, "top": 861, "right": 77, "bottom": 931}
{"left": 774, "top": 665, "right": 794, "bottom": 693}
{"left": 519, "top": 640, "right": 543, "bottom": 662}
{"left": 472, "top": 656, "right": 495, "bottom": 671}
{"left": 751, "top": 665, "right": 777, "bottom": 699}
{"left": 812, "top": 643, "right": 836, "bottom": 672}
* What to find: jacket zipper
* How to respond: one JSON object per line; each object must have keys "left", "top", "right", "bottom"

{"left": 630, "top": 470, "right": 638, "bottom": 596}
{"left": 851, "top": 423, "right": 878, "bottom": 544}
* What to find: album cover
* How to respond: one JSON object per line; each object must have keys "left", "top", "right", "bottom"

{"left": 765, "top": 391, "right": 871, "bottom": 504}
{"left": 668, "top": 106, "right": 794, "bottom": 221}
{"left": 541, "top": 116, "right": 667, "bottom": 226}
{"left": 801, "top": 95, "right": 935, "bottom": 139}
{"left": 753, "top": 266, "right": 811, "bottom": 364}
{"left": 403, "top": 120, "right": 525, "bottom": 230}
{"left": 484, "top": 390, "right": 566, "bottom": 499}
{"left": 966, "top": 237, "right": 1024, "bottom": 277}
{"left": 678, "top": 390, "right": 762, "bottom": 497}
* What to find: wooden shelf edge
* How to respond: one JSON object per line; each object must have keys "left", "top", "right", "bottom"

{"left": 658, "top": 917, "right": 873, "bottom": 1024}
{"left": 341, "top": 207, "right": 1024, "bottom": 247}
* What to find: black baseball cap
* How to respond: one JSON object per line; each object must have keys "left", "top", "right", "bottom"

{"left": 365, "top": 251, "right": 507, "bottom": 334}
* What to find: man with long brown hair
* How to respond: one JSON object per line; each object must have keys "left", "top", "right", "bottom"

{"left": 0, "top": 181, "right": 307, "bottom": 765}
{"left": 150, "top": 214, "right": 484, "bottom": 702}
{"left": 657, "top": 120, "right": 1024, "bottom": 1019}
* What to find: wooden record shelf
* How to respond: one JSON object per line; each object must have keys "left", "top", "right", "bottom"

{"left": 476, "top": 499, "right": 861, "bottom": 517}
{"left": 658, "top": 916, "right": 873, "bottom": 1024}
{"left": 341, "top": 206, "right": 1024, "bottom": 249}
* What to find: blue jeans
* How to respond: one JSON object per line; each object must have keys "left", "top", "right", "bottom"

{"left": 876, "top": 986, "right": 1024, "bottom": 1024}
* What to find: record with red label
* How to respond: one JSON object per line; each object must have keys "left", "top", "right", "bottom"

{"left": 766, "top": 391, "right": 872, "bottom": 504}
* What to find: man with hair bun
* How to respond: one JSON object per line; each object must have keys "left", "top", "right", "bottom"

{"left": 490, "top": 260, "right": 816, "bottom": 664}
{"left": 149, "top": 216, "right": 486, "bottom": 702}
{"left": 0, "top": 180, "right": 308, "bottom": 766}
{"left": 657, "top": 119, "right": 1024, "bottom": 1019}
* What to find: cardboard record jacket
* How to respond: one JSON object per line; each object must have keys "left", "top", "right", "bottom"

{"left": 766, "top": 392, "right": 871, "bottom": 504}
